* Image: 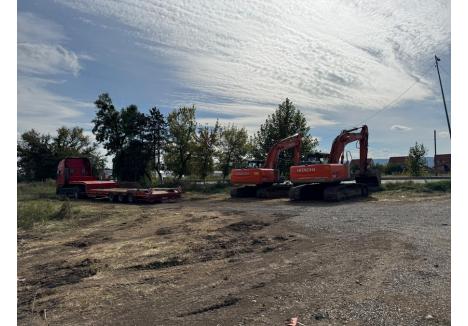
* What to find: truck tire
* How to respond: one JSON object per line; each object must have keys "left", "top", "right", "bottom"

{"left": 127, "top": 194, "right": 134, "bottom": 204}
{"left": 109, "top": 194, "right": 116, "bottom": 202}
{"left": 118, "top": 194, "right": 126, "bottom": 203}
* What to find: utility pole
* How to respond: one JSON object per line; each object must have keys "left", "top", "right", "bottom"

{"left": 434, "top": 55, "right": 451, "bottom": 138}
{"left": 434, "top": 129, "right": 437, "bottom": 176}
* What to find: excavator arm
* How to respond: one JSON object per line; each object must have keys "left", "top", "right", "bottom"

{"left": 328, "top": 125, "right": 368, "bottom": 174}
{"left": 264, "top": 133, "right": 302, "bottom": 169}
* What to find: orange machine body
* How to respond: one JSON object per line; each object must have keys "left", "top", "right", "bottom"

{"left": 230, "top": 133, "right": 302, "bottom": 187}
{"left": 290, "top": 163, "right": 350, "bottom": 184}
{"left": 230, "top": 168, "right": 277, "bottom": 185}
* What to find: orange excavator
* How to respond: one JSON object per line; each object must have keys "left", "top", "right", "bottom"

{"left": 289, "top": 125, "right": 380, "bottom": 201}
{"left": 230, "top": 133, "right": 302, "bottom": 198}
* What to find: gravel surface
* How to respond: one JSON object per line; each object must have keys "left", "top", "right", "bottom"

{"left": 18, "top": 195, "right": 450, "bottom": 325}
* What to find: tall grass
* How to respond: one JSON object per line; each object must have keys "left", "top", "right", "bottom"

{"left": 381, "top": 180, "right": 450, "bottom": 193}
{"left": 17, "top": 180, "right": 77, "bottom": 229}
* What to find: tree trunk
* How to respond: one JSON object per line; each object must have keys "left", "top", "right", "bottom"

{"left": 157, "top": 170, "right": 163, "bottom": 184}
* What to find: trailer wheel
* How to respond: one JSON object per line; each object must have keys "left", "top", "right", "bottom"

{"left": 127, "top": 194, "right": 134, "bottom": 204}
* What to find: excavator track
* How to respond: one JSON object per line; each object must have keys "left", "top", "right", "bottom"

{"left": 231, "top": 185, "right": 292, "bottom": 199}
{"left": 289, "top": 183, "right": 368, "bottom": 201}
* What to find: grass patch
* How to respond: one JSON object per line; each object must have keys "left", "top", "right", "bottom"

{"left": 380, "top": 180, "right": 450, "bottom": 193}
{"left": 17, "top": 180, "right": 56, "bottom": 201}
{"left": 18, "top": 200, "right": 74, "bottom": 229}
{"left": 17, "top": 181, "right": 82, "bottom": 229}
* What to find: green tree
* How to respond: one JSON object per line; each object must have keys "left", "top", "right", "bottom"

{"left": 251, "top": 98, "right": 318, "bottom": 175}
{"left": 406, "top": 142, "right": 428, "bottom": 176}
{"left": 92, "top": 93, "right": 123, "bottom": 155}
{"left": 164, "top": 106, "right": 197, "bottom": 180}
{"left": 113, "top": 140, "right": 152, "bottom": 183}
{"left": 17, "top": 130, "right": 56, "bottom": 181}
{"left": 92, "top": 93, "right": 152, "bottom": 182}
{"left": 53, "top": 126, "right": 105, "bottom": 172}
{"left": 193, "top": 121, "right": 220, "bottom": 183}
{"left": 17, "top": 127, "right": 105, "bottom": 181}
{"left": 146, "top": 107, "right": 168, "bottom": 183}
{"left": 120, "top": 104, "right": 147, "bottom": 144}
{"left": 218, "top": 124, "right": 249, "bottom": 180}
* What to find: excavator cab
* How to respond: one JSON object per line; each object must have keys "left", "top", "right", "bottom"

{"left": 246, "top": 160, "right": 264, "bottom": 168}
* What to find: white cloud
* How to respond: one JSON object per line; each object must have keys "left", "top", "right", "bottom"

{"left": 18, "top": 43, "right": 83, "bottom": 76}
{"left": 17, "top": 76, "right": 93, "bottom": 134}
{"left": 17, "top": 12, "right": 92, "bottom": 134}
{"left": 56, "top": 0, "right": 450, "bottom": 127}
{"left": 390, "top": 124, "right": 412, "bottom": 131}
{"left": 438, "top": 131, "right": 450, "bottom": 138}
{"left": 18, "top": 12, "right": 66, "bottom": 44}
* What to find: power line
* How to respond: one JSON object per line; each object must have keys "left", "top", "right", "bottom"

{"left": 353, "top": 62, "right": 435, "bottom": 127}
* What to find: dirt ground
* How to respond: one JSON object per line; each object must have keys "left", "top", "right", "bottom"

{"left": 17, "top": 192, "right": 451, "bottom": 325}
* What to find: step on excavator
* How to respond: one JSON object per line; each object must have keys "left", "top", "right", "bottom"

{"left": 230, "top": 133, "right": 302, "bottom": 198}
{"left": 289, "top": 125, "right": 380, "bottom": 201}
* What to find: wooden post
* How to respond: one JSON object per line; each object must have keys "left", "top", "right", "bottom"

{"left": 434, "top": 130, "right": 437, "bottom": 176}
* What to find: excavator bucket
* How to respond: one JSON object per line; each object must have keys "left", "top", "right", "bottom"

{"left": 355, "top": 169, "right": 381, "bottom": 188}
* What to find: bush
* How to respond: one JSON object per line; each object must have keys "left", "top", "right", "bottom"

{"left": 424, "top": 180, "right": 451, "bottom": 192}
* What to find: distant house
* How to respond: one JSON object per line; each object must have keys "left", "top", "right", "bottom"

{"left": 434, "top": 154, "right": 451, "bottom": 173}
{"left": 388, "top": 156, "right": 409, "bottom": 169}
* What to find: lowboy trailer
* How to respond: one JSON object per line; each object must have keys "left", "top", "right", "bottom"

{"left": 56, "top": 157, "right": 181, "bottom": 203}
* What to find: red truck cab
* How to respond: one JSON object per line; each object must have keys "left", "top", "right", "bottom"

{"left": 56, "top": 157, "right": 117, "bottom": 197}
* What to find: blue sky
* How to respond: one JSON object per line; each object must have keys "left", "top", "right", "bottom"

{"left": 17, "top": 0, "right": 451, "bottom": 160}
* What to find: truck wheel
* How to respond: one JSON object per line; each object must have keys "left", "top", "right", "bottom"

{"left": 127, "top": 194, "right": 134, "bottom": 204}
{"left": 73, "top": 190, "right": 80, "bottom": 200}
{"left": 109, "top": 194, "right": 116, "bottom": 202}
{"left": 118, "top": 194, "right": 126, "bottom": 203}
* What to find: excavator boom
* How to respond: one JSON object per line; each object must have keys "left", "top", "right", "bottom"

{"left": 230, "top": 133, "right": 302, "bottom": 198}
{"left": 264, "top": 133, "right": 302, "bottom": 169}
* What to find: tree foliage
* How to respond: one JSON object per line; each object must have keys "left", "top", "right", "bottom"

{"left": 113, "top": 140, "right": 152, "bottom": 182}
{"left": 17, "top": 127, "right": 104, "bottom": 181}
{"left": 406, "top": 142, "right": 427, "bottom": 176}
{"left": 92, "top": 93, "right": 123, "bottom": 155}
{"left": 146, "top": 107, "right": 168, "bottom": 183}
{"left": 193, "top": 121, "right": 220, "bottom": 182}
{"left": 164, "top": 106, "right": 197, "bottom": 180}
{"left": 218, "top": 124, "right": 249, "bottom": 180}
{"left": 92, "top": 93, "right": 152, "bottom": 182}
{"left": 251, "top": 98, "right": 318, "bottom": 175}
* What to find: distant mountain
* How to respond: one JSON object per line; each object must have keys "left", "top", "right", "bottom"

{"left": 372, "top": 157, "right": 434, "bottom": 167}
